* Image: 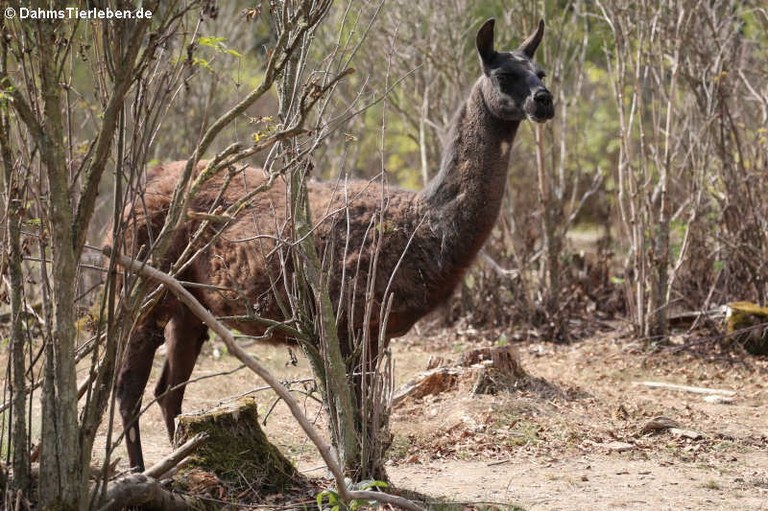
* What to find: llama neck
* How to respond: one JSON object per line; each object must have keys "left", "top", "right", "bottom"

{"left": 418, "top": 80, "right": 520, "bottom": 267}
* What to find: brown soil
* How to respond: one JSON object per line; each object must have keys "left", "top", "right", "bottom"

{"left": 107, "top": 323, "right": 768, "bottom": 510}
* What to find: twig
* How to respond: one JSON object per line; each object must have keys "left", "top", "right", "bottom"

{"left": 479, "top": 250, "right": 519, "bottom": 278}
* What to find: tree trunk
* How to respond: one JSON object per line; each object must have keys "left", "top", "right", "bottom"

{"left": 0, "top": 105, "right": 30, "bottom": 496}
{"left": 36, "top": 19, "right": 83, "bottom": 509}
{"left": 535, "top": 125, "right": 568, "bottom": 343}
{"left": 39, "top": 137, "right": 83, "bottom": 511}
{"left": 274, "top": 2, "right": 366, "bottom": 480}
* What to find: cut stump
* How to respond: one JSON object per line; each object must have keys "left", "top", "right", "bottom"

{"left": 459, "top": 345, "right": 528, "bottom": 395}
{"left": 173, "top": 397, "right": 302, "bottom": 498}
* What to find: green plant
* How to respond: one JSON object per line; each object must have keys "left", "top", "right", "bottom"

{"left": 316, "top": 480, "right": 389, "bottom": 511}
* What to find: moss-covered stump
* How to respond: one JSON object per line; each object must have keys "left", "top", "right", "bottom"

{"left": 726, "top": 301, "right": 768, "bottom": 355}
{"left": 173, "top": 397, "right": 302, "bottom": 499}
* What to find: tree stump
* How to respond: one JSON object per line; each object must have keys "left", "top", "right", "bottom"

{"left": 459, "top": 345, "right": 528, "bottom": 395}
{"left": 173, "top": 397, "right": 302, "bottom": 498}
{"left": 393, "top": 345, "right": 531, "bottom": 402}
{"left": 726, "top": 301, "right": 768, "bottom": 355}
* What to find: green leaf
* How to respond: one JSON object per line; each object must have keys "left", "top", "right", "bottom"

{"left": 191, "top": 57, "right": 212, "bottom": 72}
{"left": 358, "top": 480, "right": 389, "bottom": 490}
{"left": 317, "top": 489, "right": 340, "bottom": 511}
{"left": 198, "top": 36, "right": 227, "bottom": 48}
{"left": 197, "top": 35, "right": 242, "bottom": 59}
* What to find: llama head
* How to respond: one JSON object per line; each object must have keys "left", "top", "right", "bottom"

{"left": 476, "top": 18, "right": 555, "bottom": 123}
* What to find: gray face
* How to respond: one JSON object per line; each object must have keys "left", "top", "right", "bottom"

{"left": 476, "top": 19, "right": 555, "bottom": 123}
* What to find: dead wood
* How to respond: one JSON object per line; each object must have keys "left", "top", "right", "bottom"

{"left": 98, "top": 473, "right": 209, "bottom": 511}
{"left": 666, "top": 307, "right": 725, "bottom": 330}
{"left": 392, "top": 368, "right": 462, "bottom": 405}
{"left": 90, "top": 434, "right": 207, "bottom": 510}
{"left": 702, "top": 394, "right": 735, "bottom": 404}
{"left": 394, "top": 345, "right": 538, "bottom": 402}
{"left": 144, "top": 432, "right": 208, "bottom": 480}
{"left": 640, "top": 416, "right": 704, "bottom": 440}
{"left": 641, "top": 416, "right": 683, "bottom": 434}
{"left": 460, "top": 346, "right": 529, "bottom": 395}
{"left": 635, "top": 381, "right": 736, "bottom": 396}
{"left": 425, "top": 355, "right": 452, "bottom": 370}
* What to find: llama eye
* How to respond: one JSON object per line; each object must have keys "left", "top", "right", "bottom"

{"left": 537, "top": 71, "right": 547, "bottom": 80}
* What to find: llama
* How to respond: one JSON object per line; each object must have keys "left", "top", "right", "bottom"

{"left": 115, "top": 18, "right": 554, "bottom": 471}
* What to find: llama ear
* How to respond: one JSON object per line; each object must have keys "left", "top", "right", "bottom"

{"left": 476, "top": 18, "right": 496, "bottom": 69}
{"left": 518, "top": 19, "right": 545, "bottom": 58}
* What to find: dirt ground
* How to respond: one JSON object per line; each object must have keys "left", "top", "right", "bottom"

{"left": 106, "top": 320, "right": 768, "bottom": 510}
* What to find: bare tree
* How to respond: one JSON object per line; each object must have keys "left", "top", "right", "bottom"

{"left": 598, "top": 0, "right": 767, "bottom": 340}
{"left": 598, "top": 0, "right": 690, "bottom": 341}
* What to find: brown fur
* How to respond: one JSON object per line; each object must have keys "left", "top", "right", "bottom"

{"left": 116, "top": 18, "right": 554, "bottom": 470}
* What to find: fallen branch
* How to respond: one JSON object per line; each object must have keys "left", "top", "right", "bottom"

{"left": 392, "top": 367, "right": 461, "bottom": 406}
{"left": 144, "top": 432, "right": 209, "bottom": 479}
{"left": 635, "top": 381, "right": 736, "bottom": 396}
{"left": 97, "top": 473, "right": 207, "bottom": 511}
{"left": 104, "top": 246, "right": 425, "bottom": 511}
{"left": 90, "top": 433, "right": 208, "bottom": 509}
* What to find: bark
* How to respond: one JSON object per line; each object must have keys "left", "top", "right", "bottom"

{"left": 34, "top": 17, "right": 83, "bottom": 510}
{"left": 0, "top": 90, "right": 30, "bottom": 495}
{"left": 535, "top": 125, "right": 568, "bottom": 343}
{"left": 646, "top": 9, "right": 683, "bottom": 342}
{"left": 174, "top": 399, "right": 301, "bottom": 494}
{"left": 293, "top": 176, "right": 360, "bottom": 475}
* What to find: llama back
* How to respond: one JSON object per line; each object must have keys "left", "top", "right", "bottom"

{"left": 110, "top": 160, "right": 472, "bottom": 340}
{"left": 111, "top": 161, "right": 205, "bottom": 269}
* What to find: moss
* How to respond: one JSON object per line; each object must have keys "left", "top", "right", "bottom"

{"left": 174, "top": 397, "right": 302, "bottom": 496}
{"left": 725, "top": 301, "right": 768, "bottom": 355}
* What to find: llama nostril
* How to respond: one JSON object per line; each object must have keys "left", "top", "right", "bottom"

{"left": 534, "top": 89, "right": 552, "bottom": 106}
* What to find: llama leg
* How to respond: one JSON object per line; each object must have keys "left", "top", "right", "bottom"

{"left": 116, "top": 308, "right": 168, "bottom": 472}
{"left": 154, "top": 306, "right": 208, "bottom": 441}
